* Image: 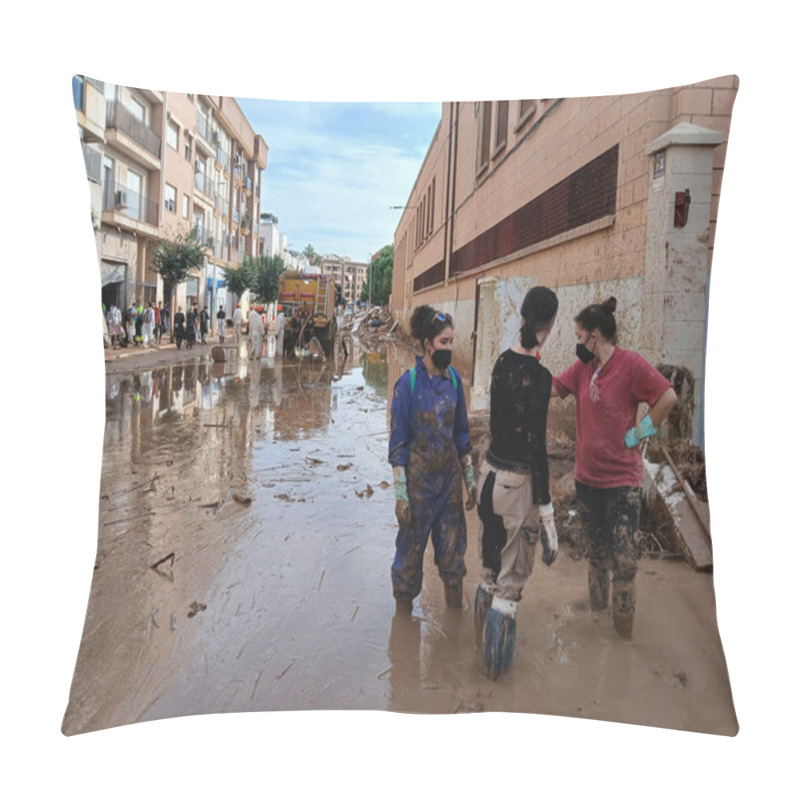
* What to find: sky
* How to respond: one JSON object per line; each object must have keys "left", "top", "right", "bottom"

{"left": 235, "top": 98, "right": 443, "bottom": 261}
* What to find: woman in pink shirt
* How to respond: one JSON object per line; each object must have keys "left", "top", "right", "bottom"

{"left": 552, "top": 297, "right": 677, "bottom": 639}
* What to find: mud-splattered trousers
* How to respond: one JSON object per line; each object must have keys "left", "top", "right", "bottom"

{"left": 477, "top": 463, "right": 544, "bottom": 601}
{"left": 388, "top": 358, "right": 472, "bottom": 602}
{"left": 575, "top": 481, "right": 641, "bottom": 629}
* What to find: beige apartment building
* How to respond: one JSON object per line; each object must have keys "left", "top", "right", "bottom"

{"left": 73, "top": 76, "right": 267, "bottom": 319}
{"left": 391, "top": 76, "right": 738, "bottom": 444}
{"left": 320, "top": 255, "right": 368, "bottom": 305}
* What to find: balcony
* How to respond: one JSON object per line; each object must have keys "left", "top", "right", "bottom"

{"left": 105, "top": 100, "right": 161, "bottom": 170}
{"left": 102, "top": 180, "right": 159, "bottom": 234}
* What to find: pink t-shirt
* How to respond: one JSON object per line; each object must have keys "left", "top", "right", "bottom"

{"left": 553, "top": 347, "right": 671, "bottom": 489}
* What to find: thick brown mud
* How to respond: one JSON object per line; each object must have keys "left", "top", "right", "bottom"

{"left": 62, "top": 333, "right": 736, "bottom": 736}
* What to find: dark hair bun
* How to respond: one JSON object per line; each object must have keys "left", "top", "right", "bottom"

{"left": 410, "top": 305, "right": 435, "bottom": 342}
{"left": 602, "top": 297, "right": 617, "bottom": 315}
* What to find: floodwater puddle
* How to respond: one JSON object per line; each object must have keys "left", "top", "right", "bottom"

{"left": 63, "top": 334, "right": 737, "bottom": 736}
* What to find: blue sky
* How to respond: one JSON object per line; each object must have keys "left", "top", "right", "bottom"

{"left": 235, "top": 98, "right": 443, "bottom": 262}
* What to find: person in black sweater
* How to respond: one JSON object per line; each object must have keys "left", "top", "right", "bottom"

{"left": 475, "top": 286, "right": 560, "bottom": 679}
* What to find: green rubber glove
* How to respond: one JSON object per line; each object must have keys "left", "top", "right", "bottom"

{"left": 393, "top": 466, "right": 411, "bottom": 526}
{"left": 460, "top": 453, "right": 477, "bottom": 510}
{"left": 624, "top": 413, "right": 657, "bottom": 448}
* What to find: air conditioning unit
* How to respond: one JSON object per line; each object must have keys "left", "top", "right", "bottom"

{"left": 211, "top": 131, "right": 219, "bottom": 145}
{"left": 115, "top": 190, "right": 128, "bottom": 208}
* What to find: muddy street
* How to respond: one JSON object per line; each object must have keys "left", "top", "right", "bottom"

{"left": 62, "top": 333, "right": 736, "bottom": 736}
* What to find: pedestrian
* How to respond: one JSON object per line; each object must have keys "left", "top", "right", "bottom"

{"left": 190, "top": 304, "right": 199, "bottom": 344}
{"left": 474, "top": 286, "right": 560, "bottom": 679}
{"left": 199, "top": 306, "right": 210, "bottom": 344}
{"left": 185, "top": 306, "right": 197, "bottom": 349}
{"left": 216, "top": 305, "right": 226, "bottom": 343}
{"left": 248, "top": 304, "right": 264, "bottom": 360}
{"left": 126, "top": 302, "right": 136, "bottom": 345}
{"left": 551, "top": 297, "right": 678, "bottom": 639}
{"left": 174, "top": 306, "right": 186, "bottom": 349}
{"left": 163, "top": 302, "right": 170, "bottom": 336}
{"left": 106, "top": 303, "right": 122, "bottom": 349}
{"left": 232, "top": 302, "right": 243, "bottom": 344}
{"left": 388, "top": 305, "right": 477, "bottom": 614}
{"left": 134, "top": 301, "right": 144, "bottom": 346}
{"left": 143, "top": 302, "right": 155, "bottom": 347}
{"left": 154, "top": 301, "right": 162, "bottom": 345}
{"left": 275, "top": 304, "right": 286, "bottom": 357}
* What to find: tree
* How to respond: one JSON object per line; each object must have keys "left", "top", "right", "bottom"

{"left": 152, "top": 230, "right": 207, "bottom": 339}
{"left": 222, "top": 261, "right": 254, "bottom": 306}
{"left": 243, "top": 254, "right": 285, "bottom": 306}
{"left": 303, "top": 243, "right": 322, "bottom": 266}
{"left": 361, "top": 244, "right": 394, "bottom": 307}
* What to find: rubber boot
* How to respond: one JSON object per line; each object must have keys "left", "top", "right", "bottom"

{"left": 444, "top": 579, "right": 463, "bottom": 609}
{"left": 395, "top": 595, "right": 413, "bottom": 615}
{"left": 612, "top": 582, "right": 635, "bottom": 640}
{"left": 588, "top": 562, "right": 610, "bottom": 610}
{"left": 483, "top": 597, "right": 517, "bottom": 679}
{"left": 474, "top": 585, "right": 493, "bottom": 649}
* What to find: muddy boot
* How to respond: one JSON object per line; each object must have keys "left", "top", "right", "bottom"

{"left": 444, "top": 579, "right": 463, "bottom": 609}
{"left": 483, "top": 597, "right": 517, "bottom": 679}
{"left": 395, "top": 595, "right": 413, "bottom": 615}
{"left": 474, "top": 585, "right": 493, "bottom": 649}
{"left": 612, "top": 582, "right": 635, "bottom": 640}
{"left": 588, "top": 563, "right": 610, "bottom": 611}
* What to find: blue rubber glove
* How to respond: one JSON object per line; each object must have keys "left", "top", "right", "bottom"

{"left": 624, "top": 413, "right": 657, "bottom": 448}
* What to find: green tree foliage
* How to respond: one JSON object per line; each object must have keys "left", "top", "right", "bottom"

{"left": 361, "top": 244, "right": 394, "bottom": 306}
{"left": 152, "top": 230, "right": 207, "bottom": 337}
{"left": 303, "top": 243, "right": 322, "bottom": 266}
{"left": 222, "top": 261, "right": 254, "bottom": 304}
{"left": 243, "top": 254, "right": 286, "bottom": 306}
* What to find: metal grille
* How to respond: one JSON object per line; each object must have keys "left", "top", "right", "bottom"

{"left": 413, "top": 259, "right": 445, "bottom": 292}
{"left": 449, "top": 144, "right": 618, "bottom": 277}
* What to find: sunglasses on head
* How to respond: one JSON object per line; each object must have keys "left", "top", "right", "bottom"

{"left": 433, "top": 312, "right": 452, "bottom": 324}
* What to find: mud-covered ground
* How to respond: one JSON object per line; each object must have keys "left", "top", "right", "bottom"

{"left": 62, "top": 329, "right": 737, "bottom": 736}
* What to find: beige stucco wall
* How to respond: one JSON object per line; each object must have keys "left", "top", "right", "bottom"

{"left": 392, "top": 77, "right": 738, "bottom": 396}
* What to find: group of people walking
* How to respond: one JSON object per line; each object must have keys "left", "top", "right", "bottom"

{"left": 105, "top": 300, "right": 168, "bottom": 349}
{"left": 388, "top": 291, "right": 677, "bottom": 679}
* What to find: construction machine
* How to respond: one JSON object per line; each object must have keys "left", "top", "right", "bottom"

{"left": 278, "top": 270, "right": 337, "bottom": 356}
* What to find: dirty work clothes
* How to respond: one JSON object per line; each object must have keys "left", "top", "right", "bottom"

{"left": 486, "top": 348, "right": 552, "bottom": 505}
{"left": 575, "top": 481, "right": 641, "bottom": 628}
{"left": 389, "top": 357, "right": 472, "bottom": 600}
{"left": 248, "top": 311, "right": 264, "bottom": 358}
{"left": 552, "top": 347, "right": 671, "bottom": 489}
{"left": 477, "top": 462, "right": 543, "bottom": 602}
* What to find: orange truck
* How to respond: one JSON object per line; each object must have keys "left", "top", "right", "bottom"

{"left": 278, "top": 270, "right": 338, "bottom": 356}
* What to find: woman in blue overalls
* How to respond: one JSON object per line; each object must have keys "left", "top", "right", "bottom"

{"left": 388, "top": 305, "right": 477, "bottom": 613}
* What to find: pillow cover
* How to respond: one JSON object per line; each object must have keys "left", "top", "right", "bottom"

{"left": 63, "top": 74, "right": 738, "bottom": 737}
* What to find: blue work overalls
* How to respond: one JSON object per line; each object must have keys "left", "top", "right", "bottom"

{"left": 388, "top": 356, "right": 471, "bottom": 601}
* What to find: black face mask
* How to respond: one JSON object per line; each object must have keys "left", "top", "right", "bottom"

{"left": 576, "top": 337, "right": 595, "bottom": 364}
{"left": 431, "top": 348, "right": 452, "bottom": 369}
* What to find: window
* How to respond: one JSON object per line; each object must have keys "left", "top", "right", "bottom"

{"left": 164, "top": 184, "right": 177, "bottom": 213}
{"left": 184, "top": 135, "right": 192, "bottom": 161}
{"left": 194, "top": 210, "right": 205, "bottom": 239}
{"left": 182, "top": 194, "right": 190, "bottom": 219}
{"left": 478, "top": 102, "right": 492, "bottom": 172}
{"left": 494, "top": 101, "right": 509, "bottom": 153}
{"left": 167, "top": 120, "right": 179, "bottom": 150}
{"left": 128, "top": 97, "right": 145, "bottom": 123}
{"left": 517, "top": 99, "right": 536, "bottom": 129}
